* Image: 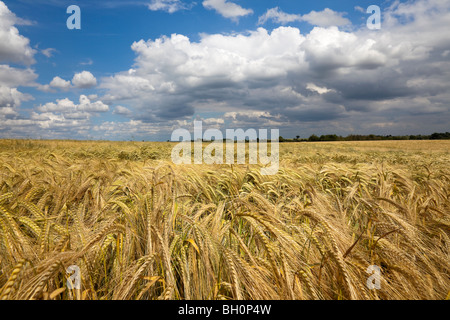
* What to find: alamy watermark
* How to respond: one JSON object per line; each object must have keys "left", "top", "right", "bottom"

{"left": 366, "top": 265, "right": 381, "bottom": 290}
{"left": 171, "top": 121, "right": 279, "bottom": 176}
{"left": 367, "top": 5, "right": 381, "bottom": 30}
{"left": 66, "top": 265, "right": 81, "bottom": 290}
{"left": 67, "top": 5, "right": 81, "bottom": 30}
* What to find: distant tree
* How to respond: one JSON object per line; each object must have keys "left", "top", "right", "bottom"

{"left": 319, "top": 134, "right": 339, "bottom": 141}
{"left": 431, "top": 132, "right": 450, "bottom": 140}
{"left": 287, "top": 132, "right": 450, "bottom": 142}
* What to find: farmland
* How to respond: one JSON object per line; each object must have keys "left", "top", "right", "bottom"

{"left": 0, "top": 139, "right": 449, "bottom": 300}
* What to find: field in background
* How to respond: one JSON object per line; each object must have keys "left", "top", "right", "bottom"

{"left": 0, "top": 139, "right": 448, "bottom": 300}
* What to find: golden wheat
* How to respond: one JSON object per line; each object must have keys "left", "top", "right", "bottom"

{"left": 0, "top": 139, "right": 448, "bottom": 300}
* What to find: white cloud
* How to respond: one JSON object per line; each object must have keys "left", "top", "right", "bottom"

{"left": 0, "top": 1, "right": 36, "bottom": 65}
{"left": 301, "top": 8, "right": 351, "bottom": 27}
{"left": 72, "top": 71, "right": 97, "bottom": 89}
{"left": 0, "top": 86, "right": 32, "bottom": 109}
{"left": 28, "top": 110, "right": 92, "bottom": 131}
{"left": 0, "top": 65, "right": 36, "bottom": 109}
{"left": 306, "top": 83, "right": 335, "bottom": 94}
{"left": 113, "top": 105, "right": 133, "bottom": 116}
{"left": 20, "top": 95, "right": 109, "bottom": 135}
{"left": 224, "top": 111, "right": 272, "bottom": 120}
{"left": 148, "top": 0, "right": 189, "bottom": 13}
{"left": 0, "top": 65, "right": 37, "bottom": 87}
{"left": 258, "top": 7, "right": 302, "bottom": 25}
{"left": 37, "top": 95, "right": 108, "bottom": 114}
{"left": 49, "top": 76, "right": 71, "bottom": 91}
{"left": 202, "top": 0, "right": 253, "bottom": 20}
{"left": 78, "top": 95, "right": 109, "bottom": 112}
{"left": 202, "top": 117, "right": 224, "bottom": 125}
{"left": 41, "top": 48, "right": 56, "bottom": 58}
{"left": 92, "top": 120, "right": 163, "bottom": 139}
{"left": 258, "top": 8, "right": 351, "bottom": 27}
{"left": 79, "top": 58, "right": 94, "bottom": 66}
{"left": 37, "top": 98, "right": 75, "bottom": 113}
{"left": 301, "top": 27, "right": 388, "bottom": 71}
{"left": 0, "top": 2, "right": 38, "bottom": 115}
{"left": 354, "top": 6, "right": 365, "bottom": 13}
{"left": 102, "top": 23, "right": 395, "bottom": 115}
{"left": 102, "top": 74, "right": 155, "bottom": 101}
{"left": 0, "top": 106, "right": 18, "bottom": 117}
{"left": 100, "top": 27, "right": 306, "bottom": 121}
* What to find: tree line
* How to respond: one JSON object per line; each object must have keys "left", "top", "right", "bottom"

{"left": 279, "top": 132, "right": 450, "bottom": 142}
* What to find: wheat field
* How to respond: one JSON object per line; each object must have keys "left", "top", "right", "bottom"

{"left": 0, "top": 139, "right": 448, "bottom": 300}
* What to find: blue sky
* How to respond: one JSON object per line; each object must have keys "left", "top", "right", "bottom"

{"left": 0, "top": 0, "right": 449, "bottom": 140}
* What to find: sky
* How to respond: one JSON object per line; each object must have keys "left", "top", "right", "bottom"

{"left": 0, "top": 0, "right": 449, "bottom": 141}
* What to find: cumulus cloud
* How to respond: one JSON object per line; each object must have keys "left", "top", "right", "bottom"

{"left": 0, "top": 86, "right": 32, "bottom": 109}
{"left": 306, "top": 83, "right": 335, "bottom": 95}
{"left": 354, "top": 6, "right": 365, "bottom": 14}
{"left": 0, "top": 1, "right": 36, "bottom": 65}
{"left": 72, "top": 71, "right": 97, "bottom": 89}
{"left": 0, "top": 65, "right": 37, "bottom": 88}
{"left": 37, "top": 95, "right": 109, "bottom": 114}
{"left": 113, "top": 105, "right": 133, "bottom": 116}
{"left": 49, "top": 76, "right": 71, "bottom": 91}
{"left": 43, "top": 72, "right": 97, "bottom": 92}
{"left": 4, "top": 95, "right": 111, "bottom": 137}
{"left": 148, "top": 0, "right": 190, "bottom": 13}
{"left": 78, "top": 95, "right": 109, "bottom": 112}
{"left": 258, "top": 7, "right": 302, "bottom": 25}
{"left": 300, "top": 8, "right": 351, "bottom": 27}
{"left": 0, "top": 1, "right": 37, "bottom": 114}
{"left": 258, "top": 7, "right": 351, "bottom": 27}
{"left": 103, "top": 24, "right": 394, "bottom": 122}
{"left": 92, "top": 120, "right": 164, "bottom": 140}
{"left": 202, "top": 0, "right": 253, "bottom": 20}
{"left": 100, "top": 27, "right": 306, "bottom": 121}
{"left": 0, "top": 106, "right": 18, "bottom": 118}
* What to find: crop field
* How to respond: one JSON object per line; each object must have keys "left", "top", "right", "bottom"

{"left": 0, "top": 139, "right": 448, "bottom": 300}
